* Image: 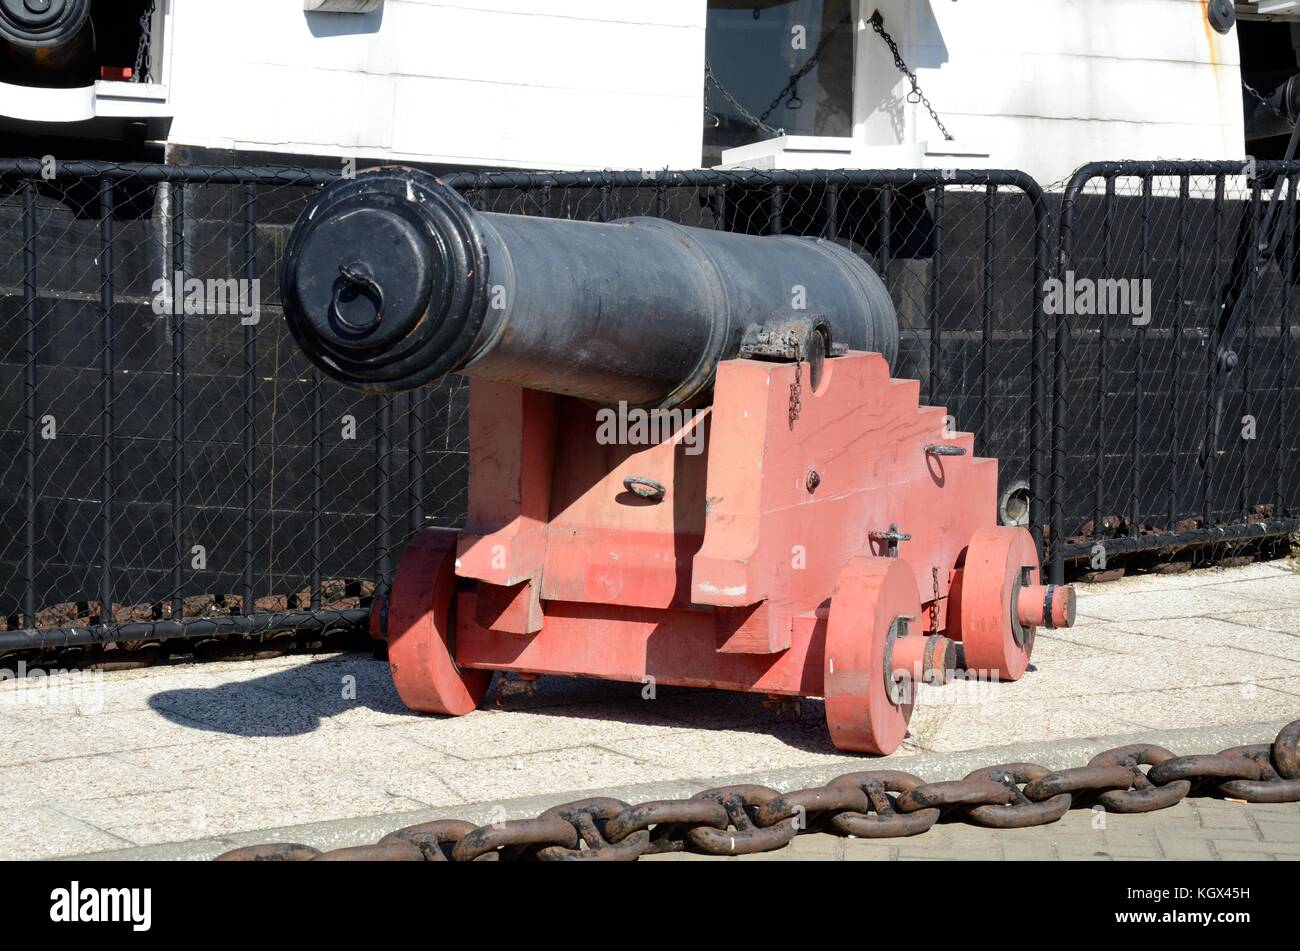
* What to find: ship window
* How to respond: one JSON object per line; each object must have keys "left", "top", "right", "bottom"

{"left": 704, "top": 0, "right": 855, "bottom": 164}
{"left": 92, "top": 0, "right": 159, "bottom": 82}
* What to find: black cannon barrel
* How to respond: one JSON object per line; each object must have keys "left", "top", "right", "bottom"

{"left": 281, "top": 168, "right": 898, "bottom": 407}
{"left": 0, "top": 0, "right": 93, "bottom": 87}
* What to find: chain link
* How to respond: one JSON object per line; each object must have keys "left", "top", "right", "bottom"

{"left": 868, "top": 10, "right": 954, "bottom": 142}
{"left": 757, "top": 35, "right": 829, "bottom": 125}
{"left": 705, "top": 60, "right": 784, "bottom": 138}
{"left": 1242, "top": 79, "right": 1291, "bottom": 127}
{"left": 133, "top": 0, "right": 157, "bottom": 84}
{"left": 217, "top": 719, "right": 1300, "bottom": 862}
{"left": 705, "top": 20, "right": 841, "bottom": 138}
{"left": 789, "top": 338, "right": 802, "bottom": 428}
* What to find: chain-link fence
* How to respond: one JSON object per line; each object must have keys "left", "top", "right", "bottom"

{"left": 0, "top": 159, "right": 1062, "bottom": 651}
{"left": 1058, "top": 161, "right": 1300, "bottom": 576}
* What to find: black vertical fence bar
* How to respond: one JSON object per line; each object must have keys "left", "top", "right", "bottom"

{"left": 878, "top": 188, "right": 893, "bottom": 279}
{"left": 713, "top": 184, "right": 726, "bottom": 230}
{"left": 655, "top": 181, "right": 668, "bottom": 219}
{"left": 408, "top": 389, "right": 425, "bottom": 536}
{"left": 310, "top": 368, "right": 322, "bottom": 611}
{"left": 979, "top": 184, "right": 995, "bottom": 447}
{"left": 241, "top": 184, "right": 257, "bottom": 614}
{"left": 1241, "top": 179, "right": 1261, "bottom": 520}
{"left": 1204, "top": 174, "right": 1225, "bottom": 527}
{"left": 1131, "top": 174, "right": 1150, "bottom": 539}
{"left": 1169, "top": 176, "right": 1188, "bottom": 529}
{"left": 769, "top": 185, "right": 784, "bottom": 235}
{"left": 170, "top": 181, "right": 186, "bottom": 621}
{"left": 541, "top": 184, "right": 552, "bottom": 218}
{"left": 929, "top": 184, "right": 945, "bottom": 404}
{"left": 824, "top": 183, "right": 839, "bottom": 240}
{"left": 1046, "top": 186, "right": 1063, "bottom": 583}
{"left": 99, "top": 179, "right": 115, "bottom": 623}
{"left": 376, "top": 396, "right": 393, "bottom": 591}
{"left": 1036, "top": 189, "right": 1051, "bottom": 576}
{"left": 1279, "top": 176, "right": 1296, "bottom": 518}
{"left": 1094, "top": 177, "right": 1115, "bottom": 542}
{"left": 21, "top": 182, "right": 37, "bottom": 626}
{"left": 599, "top": 183, "right": 611, "bottom": 223}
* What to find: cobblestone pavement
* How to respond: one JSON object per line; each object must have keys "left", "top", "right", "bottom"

{"left": 644, "top": 797, "right": 1300, "bottom": 861}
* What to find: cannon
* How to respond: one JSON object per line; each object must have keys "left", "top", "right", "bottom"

{"left": 282, "top": 169, "right": 1076, "bottom": 754}
{"left": 0, "top": 0, "right": 94, "bottom": 87}
{"left": 282, "top": 168, "right": 898, "bottom": 406}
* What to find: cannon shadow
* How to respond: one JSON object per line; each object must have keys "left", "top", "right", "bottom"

{"left": 146, "top": 650, "right": 847, "bottom": 754}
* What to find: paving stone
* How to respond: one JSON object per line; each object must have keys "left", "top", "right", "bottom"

{"left": 1213, "top": 850, "right": 1277, "bottom": 861}
{"left": 0, "top": 805, "right": 133, "bottom": 861}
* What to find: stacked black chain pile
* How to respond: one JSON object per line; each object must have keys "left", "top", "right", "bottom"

{"left": 216, "top": 720, "right": 1300, "bottom": 862}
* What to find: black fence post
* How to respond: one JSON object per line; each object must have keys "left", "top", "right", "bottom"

{"left": 1169, "top": 175, "right": 1188, "bottom": 530}
{"left": 979, "top": 184, "right": 995, "bottom": 451}
{"left": 1280, "top": 176, "right": 1297, "bottom": 519}
{"left": 1204, "top": 173, "right": 1225, "bottom": 529}
{"left": 376, "top": 395, "right": 393, "bottom": 594}
{"left": 99, "top": 178, "right": 115, "bottom": 624}
{"left": 930, "top": 183, "right": 945, "bottom": 405}
{"left": 170, "top": 180, "right": 186, "bottom": 622}
{"left": 22, "top": 182, "right": 37, "bottom": 628}
{"left": 311, "top": 368, "right": 323, "bottom": 611}
{"left": 241, "top": 183, "right": 258, "bottom": 615}
{"left": 1130, "top": 174, "right": 1151, "bottom": 541}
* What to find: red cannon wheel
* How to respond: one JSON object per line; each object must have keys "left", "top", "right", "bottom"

{"left": 386, "top": 528, "right": 491, "bottom": 715}
{"left": 952, "top": 526, "right": 1040, "bottom": 681}
{"left": 824, "top": 555, "right": 922, "bottom": 755}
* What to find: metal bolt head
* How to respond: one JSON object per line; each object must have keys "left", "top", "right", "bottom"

{"left": 805, "top": 469, "right": 821, "bottom": 492}
{"left": 1207, "top": 0, "right": 1234, "bottom": 35}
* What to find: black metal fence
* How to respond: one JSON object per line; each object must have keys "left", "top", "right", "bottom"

{"left": 1059, "top": 161, "right": 1300, "bottom": 576}
{"left": 0, "top": 162, "right": 1049, "bottom": 650}
{"left": 4, "top": 156, "right": 1297, "bottom": 653}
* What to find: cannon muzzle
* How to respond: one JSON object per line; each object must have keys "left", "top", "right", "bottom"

{"left": 0, "top": 0, "right": 94, "bottom": 87}
{"left": 281, "top": 168, "right": 898, "bottom": 407}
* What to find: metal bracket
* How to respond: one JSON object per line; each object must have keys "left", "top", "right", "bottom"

{"left": 925, "top": 443, "right": 967, "bottom": 457}
{"left": 869, "top": 524, "right": 911, "bottom": 558}
{"left": 739, "top": 314, "right": 844, "bottom": 393}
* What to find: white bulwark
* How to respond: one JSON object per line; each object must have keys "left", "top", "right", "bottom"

{"left": 0, "top": 1, "right": 1269, "bottom": 179}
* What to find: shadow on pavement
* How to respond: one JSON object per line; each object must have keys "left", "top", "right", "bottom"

{"left": 147, "top": 651, "right": 844, "bottom": 753}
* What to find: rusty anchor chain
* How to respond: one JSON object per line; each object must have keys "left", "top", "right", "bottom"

{"left": 216, "top": 719, "right": 1300, "bottom": 862}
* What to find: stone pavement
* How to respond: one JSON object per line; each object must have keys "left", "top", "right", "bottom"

{"left": 1, "top": 559, "right": 1299, "bottom": 860}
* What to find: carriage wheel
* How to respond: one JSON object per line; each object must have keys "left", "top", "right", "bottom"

{"left": 952, "top": 526, "right": 1040, "bottom": 681}
{"left": 824, "top": 555, "right": 922, "bottom": 755}
{"left": 386, "top": 528, "right": 491, "bottom": 715}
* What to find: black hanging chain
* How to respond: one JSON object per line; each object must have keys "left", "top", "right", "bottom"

{"left": 868, "top": 10, "right": 954, "bottom": 142}
{"left": 757, "top": 36, "right": 830, "bottom": 124}
{"left": 705, "top": 61, "right": 784, "bottom": 137}
{"left": 1242, "top": 78, "right": 1291, "bottom": 127}
{"left": 133, "top": 0, "right": 156, "bottom": 84}
{"left": 705, "top": 20, "right": 841, "bottom": 137}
